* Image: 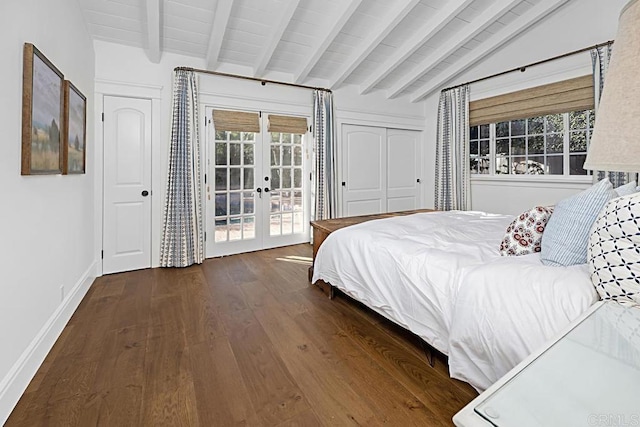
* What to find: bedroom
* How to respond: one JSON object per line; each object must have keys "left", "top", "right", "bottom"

{"left": 0, "top": 0, "right": 636, "bottom": 425}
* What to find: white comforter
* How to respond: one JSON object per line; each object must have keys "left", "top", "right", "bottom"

{"left": 311, "top": 210, "right": 598, "bottom": 391}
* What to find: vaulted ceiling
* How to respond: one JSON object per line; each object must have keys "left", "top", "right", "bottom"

{"left": 78, "top": 0, "right": 571, "bottom": 102}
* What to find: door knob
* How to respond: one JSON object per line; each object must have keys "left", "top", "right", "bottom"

{"left": 141, "top": 190, "right": 149, "bottom": 197}
{"left": 264, "top": 187, "right": 270, "bottom": 192}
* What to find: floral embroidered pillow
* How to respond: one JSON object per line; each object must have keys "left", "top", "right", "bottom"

{"left": 499, "top": 206, "right": 554, "bottom": 256}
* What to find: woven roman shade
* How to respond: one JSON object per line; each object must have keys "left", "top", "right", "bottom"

{"left": 212, "top": 109, "right": 260, "bottom": 132}
{"left": 469, "top": 75, "right": 594, "bottom": 126}
{"left": 268, "top": 115, "right": 308, "bottom": 134}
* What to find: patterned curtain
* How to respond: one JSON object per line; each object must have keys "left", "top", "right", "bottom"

{"left": 434, "top": 85, "right": 470, "bottom": 211}
{"left": 160, "top": 70, "right": 204, "bottom": 267}
{"left": 591, "top": 44, "right": 632, "bottom": 186}
{"left": 312, "top": 90, "right": 338, "bottom": 220}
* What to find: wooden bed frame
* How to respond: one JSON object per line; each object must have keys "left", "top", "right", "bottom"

{"left": 309, "top": 209, "right": 439, "bottom": 365}
{"left": 308, "top": 209, "right": 434, "bottom": 291}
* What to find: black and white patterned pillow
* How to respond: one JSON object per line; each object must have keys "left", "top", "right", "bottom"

{"left": 588, "top": 193, "right": 640, "bottom": 306}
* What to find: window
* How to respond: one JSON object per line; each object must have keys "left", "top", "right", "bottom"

{"left": 469, "top": 124, "right": 490, "bottom": 174}
{"left": 468, "top": 75, "right": 595, "bottom": 177}
{"left": 469, "top": 109, "right": 595, "bottom": 176}
{"left": 568, "top": 109, "right": 596, "bottom": 175}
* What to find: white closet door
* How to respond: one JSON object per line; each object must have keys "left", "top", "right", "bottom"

{"left": 387, "top": 129, "right": 422, "bottom": 212}
{"left": 341, "top": 125, "right": 386, "bottom": 216}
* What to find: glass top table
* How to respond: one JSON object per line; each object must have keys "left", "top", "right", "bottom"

{"left": 474, "top": 301, "right": 640, "bottom": 427}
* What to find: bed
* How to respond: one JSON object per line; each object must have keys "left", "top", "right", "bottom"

{"left": 311, "top": 210, "right": 598, "bottom": 391}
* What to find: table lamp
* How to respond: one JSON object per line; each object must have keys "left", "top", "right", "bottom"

{"left": 584, "top": 0, "right": 640, "bottom": 308}
{"left": 583, "top": 0, "right": 640, "bottom": 173}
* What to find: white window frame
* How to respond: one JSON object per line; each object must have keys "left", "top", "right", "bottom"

{"left": 469, "top": 110, "right": 595, "bottom": 184}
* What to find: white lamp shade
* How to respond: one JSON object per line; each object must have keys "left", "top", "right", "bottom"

{"left": 583, "top": 0, "right": 640, "bottom": 173}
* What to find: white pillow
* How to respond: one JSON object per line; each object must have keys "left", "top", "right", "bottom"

{"left": 614, "top": 180, "right": 637, "bottom": 197}
{"left": 588, "top": 192, "right": 640, "bottom": 306}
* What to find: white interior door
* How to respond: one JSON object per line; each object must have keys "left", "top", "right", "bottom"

{"left": 103, "top": 96, "right": 152, "bottom": 274}
{"left": 206, "top": 109, "right": 310, "bottom": 257}
{"left": 341, "top": 124, "right": 386, "bottom": 216}
{"left": 387, "top": 129, "right": 422, "bottom": 212}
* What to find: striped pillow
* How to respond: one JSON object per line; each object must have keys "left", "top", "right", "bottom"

{"left": 540, "top": 178, "right": 616, "bottom": 266}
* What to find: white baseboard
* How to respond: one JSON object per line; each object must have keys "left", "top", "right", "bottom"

{"left": 0, "top": 261, "right": 97, "bottom": 424}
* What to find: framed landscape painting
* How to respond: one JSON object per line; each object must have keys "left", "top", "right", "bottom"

{"left": 63, "top": 81, "right": 86, "bottom": 174}
{"left": 22, "top": 43, "right": 64, "bottom": 175}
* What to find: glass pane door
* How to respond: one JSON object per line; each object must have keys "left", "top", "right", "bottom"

{"left": 206, "top": 108, "right": 309, "bottom": 257}
{"left": 214, "top": 130, "right": 256, "bottom": 242}
{"left": 206, "top": 107, "right": 264, "bottom": 257}
{"left": 267, "top": 132, "right": 305, "bottom": 239}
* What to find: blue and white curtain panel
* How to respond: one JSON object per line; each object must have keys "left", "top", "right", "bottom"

{"left": 434, "top": 85, "right": 471, "bottom": 211}
{"left": 592, "top": 44, "right": 632, "bottom": 187}
{"left": 312, "top": 90, "right": 338, "bottom": 221}
{"left": 160, "top": 69, "right": 204, "bottom": 267}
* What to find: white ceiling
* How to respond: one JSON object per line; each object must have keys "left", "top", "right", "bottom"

{"left": 78, "top": 0, "right": 572, "bottom": 102}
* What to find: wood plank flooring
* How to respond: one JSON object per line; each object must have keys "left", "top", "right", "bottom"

{"left": 7, "top": 244, "right": 477, "bottom": 426}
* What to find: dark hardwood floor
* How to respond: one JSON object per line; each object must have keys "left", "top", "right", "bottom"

{"left": 7, "top": 244, "right": 476, "bottom": 426}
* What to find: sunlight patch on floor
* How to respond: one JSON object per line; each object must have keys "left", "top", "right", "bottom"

{"left": 276, "top": 255, "right": 313, "bottom": 265}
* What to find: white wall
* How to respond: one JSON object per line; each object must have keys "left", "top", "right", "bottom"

{"left": 0, "top": 0, "right": 626, "bottom": 420}
{"left": 421, "top": 0, "right": 628, "bottom": 214}
{"left": 0, "top": 0, "right": 96, "bottom": 422}
{"left": 93, "top": 40, "right": 427, "bottom": 267}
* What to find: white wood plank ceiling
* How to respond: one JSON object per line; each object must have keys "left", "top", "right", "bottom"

{"left": 78, "top": 0, "right": 571, "bottom": 102}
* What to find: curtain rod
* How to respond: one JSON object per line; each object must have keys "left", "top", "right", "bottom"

{"left": 174, "top": 66, "right": 332, "bottom": 93}
{"left": 441, "top": 40, "right": 614, "bottom": 92}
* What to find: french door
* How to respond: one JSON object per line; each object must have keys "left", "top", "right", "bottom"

{"left": 205, "top": 108, "right": 311, "bottom": 257}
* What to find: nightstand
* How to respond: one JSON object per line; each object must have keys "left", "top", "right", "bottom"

{"left": 454, "top": 301, "right": 640, "bottom": 426}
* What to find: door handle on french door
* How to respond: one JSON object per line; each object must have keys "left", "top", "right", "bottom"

{"left": 256, "top": 187, "right": 262, "bottom": 198}
{"left": 141, "top": 190, "right": 149, "bottom": 197}
{"left": 264, "top": 187, "right": 270, "bottom": 193}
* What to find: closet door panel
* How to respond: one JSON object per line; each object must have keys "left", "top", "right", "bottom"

{"left": 387, "top": 129, "right": 422, "bottom": 212}
{"left": 341, "top": 125, "right": 386, "bottom": 216}
{"left": 387, "top": 196, "right": 416, "bottom": 212}
{"left": 346, "top": 199, "right": 384, "bottom": 217}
